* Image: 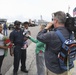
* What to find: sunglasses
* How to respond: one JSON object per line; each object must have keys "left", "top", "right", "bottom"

{"left": 52, "top": 18, "right": 57, "bottom": 21}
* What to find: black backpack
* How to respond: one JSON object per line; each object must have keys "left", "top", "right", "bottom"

{"left": 56, "top": 30, "right": 76, "bottom": 71}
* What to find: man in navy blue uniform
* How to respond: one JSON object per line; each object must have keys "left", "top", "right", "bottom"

{"left": 9, "top": 20, "right": 28, "bottom": 75}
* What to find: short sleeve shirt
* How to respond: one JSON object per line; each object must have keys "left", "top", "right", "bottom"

{"left": 0, "top": 33, "right": 4, "bottom": 56}
{"left": 9, "top": 29, "right": 24, "bottom": 46}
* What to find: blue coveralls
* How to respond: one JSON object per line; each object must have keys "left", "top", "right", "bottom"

{"left": 9, "top": 29, "right": 26, "bottom": 73}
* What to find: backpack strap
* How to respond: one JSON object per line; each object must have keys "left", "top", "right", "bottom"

{"left": 56, "top": 30, "right": 69, "bottom": 71}
{"left": 55, "top": 30, "right": 66, "bottom": 43}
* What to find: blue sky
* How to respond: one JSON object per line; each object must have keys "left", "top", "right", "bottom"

{"left": 0, "top": 0, "right": 76, "bottom": 22}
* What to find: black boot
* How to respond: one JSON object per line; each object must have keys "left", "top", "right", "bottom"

{"left": 13, "top": 72, "right": 17, "bottom": 75}
{"left": 21, "top": 69, "right": 28, "bottom": 73}
{"left": 0, "top": 68, "right": 2, "bottom": 75}
{"left": 0, "top": 73, "right": 2, "bottom": 75}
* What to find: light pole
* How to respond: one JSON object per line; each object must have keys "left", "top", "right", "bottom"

{"left": 68, "top": 5, "right": 70, "bottom": 14}
{"left": 40, "top": 15, "right": 43, "bottom": 25}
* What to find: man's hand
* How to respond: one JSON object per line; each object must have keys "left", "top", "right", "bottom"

{"left": 10, "top": 48, "right": 14, "bottom": 56}
{"left": 45, "top": 22, "right": 53, "bottom": 30}
{"left": 0, "top": 46, "right": 8, "bottom": 50}
{"left": 25, "top": 34, "right": 31, "bottom": 38}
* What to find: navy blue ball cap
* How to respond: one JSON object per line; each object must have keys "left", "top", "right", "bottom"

{"left": 14, "top": 20, "right": 21, "bottom": 25}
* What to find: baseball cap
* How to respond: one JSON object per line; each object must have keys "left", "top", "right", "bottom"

{"left": 14, "top": 20, "right": 21, "bottom": 25}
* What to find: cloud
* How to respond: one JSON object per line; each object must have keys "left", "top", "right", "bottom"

{"left": 0, "top": 0, "right": 76, "bottom": 22}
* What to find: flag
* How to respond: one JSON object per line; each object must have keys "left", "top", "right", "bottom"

{"left": 73, "top": 7, "right": 76, "bottom": 16}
